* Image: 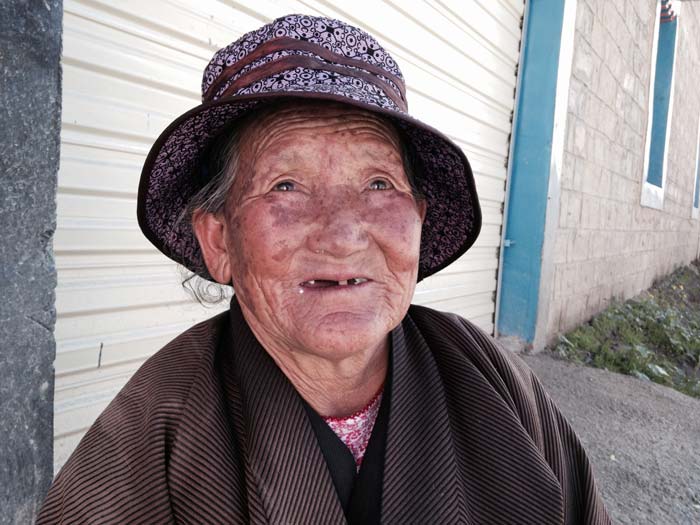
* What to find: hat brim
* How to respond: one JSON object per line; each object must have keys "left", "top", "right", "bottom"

{"left": 138, "top": 90, "right": 481, "bottom": 282}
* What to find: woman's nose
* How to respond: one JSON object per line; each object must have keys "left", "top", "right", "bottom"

{"left": 306, "top": 195, "right": 369, "bottom": 258}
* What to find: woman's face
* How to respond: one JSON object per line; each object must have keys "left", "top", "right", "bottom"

{"left": 198, "top": 103, "right": 425, "bottom": 362}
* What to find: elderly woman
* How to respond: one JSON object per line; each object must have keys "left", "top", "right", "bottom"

{"left": 39, "top": 14, "right": 610, "bottom": 525}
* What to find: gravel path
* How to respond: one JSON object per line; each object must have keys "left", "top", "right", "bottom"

{"left": 523, "top": 354, "right": 700, "bottom": 525}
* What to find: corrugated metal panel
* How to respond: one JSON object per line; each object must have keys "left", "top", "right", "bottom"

{"left": 56, "top": 0, "right": 523, "bottom": 472}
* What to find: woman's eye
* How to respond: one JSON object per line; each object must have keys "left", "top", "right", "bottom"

{"left": 273, "top": 181, "right": 295, "bottom": 192}
{"left": 368, "top": 179, "right": 393, "bottom": 190}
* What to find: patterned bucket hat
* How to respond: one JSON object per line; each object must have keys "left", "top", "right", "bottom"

{"left": 138, "top": 13, "right": 481, "bottom": 281}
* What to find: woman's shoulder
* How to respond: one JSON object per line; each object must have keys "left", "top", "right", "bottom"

{"left": 406, "top": 303, "right": 534, "bottom": 391}
{"left": 406, "top": 304, "right": 548, "bottom": 449}
{"left": 135, "top": 310, "right": 229, "bottom": 376}
{"left": 405, "top": 307, "right": 611, "bottom": 524}
{"left": 407, "top": 303, "right": 486, "bottom": 335}
{"left": 37, "top": 311, "right": 233, "bottom": 523}
{"left": 117, "top": 310, "right": 230, "bottom": 408}
{"left": 59, "top": 310, "right": 231, "bottom": 449}
{"left": 68, "top": 310, "right": 231, "bottom": 440}
{"left": 407, "top": 303, "right": 507, "bottom": 357}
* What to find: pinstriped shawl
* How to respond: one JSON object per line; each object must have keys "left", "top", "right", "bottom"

{"left": 38, "top": 301, "right": 610, "bottom": 524}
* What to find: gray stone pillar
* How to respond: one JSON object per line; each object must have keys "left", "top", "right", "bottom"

{"left": 0, "top": 1, "right": 62, "bottom": 522}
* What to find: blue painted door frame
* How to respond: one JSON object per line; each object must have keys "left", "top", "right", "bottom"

{"left": 497, "top": 0, "right": 566, "bottom": 343}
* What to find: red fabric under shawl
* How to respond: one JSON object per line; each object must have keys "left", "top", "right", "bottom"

{"left": 323, "top": 388, "right": 383, "bottom": 470}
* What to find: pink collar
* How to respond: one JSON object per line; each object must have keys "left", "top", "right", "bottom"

{"left": 322, "top": 388, "right": 384, "bottom": 471}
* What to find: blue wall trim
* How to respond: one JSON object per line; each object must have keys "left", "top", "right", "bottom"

{"left": 694, "top": 159, "right": 700, "bottom": 208}
{"left": 695, "top": 137, "right": 700, "bottom": 208}
{"left": 497, "top": 0, "right": 565, "bottom": 342}
{"left": 647, "top": 17, "right": 677, "bottom": 188}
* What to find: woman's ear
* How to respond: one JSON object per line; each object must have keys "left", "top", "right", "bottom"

{"left": 192, "top": 210, "right": 232, "bottom": 284}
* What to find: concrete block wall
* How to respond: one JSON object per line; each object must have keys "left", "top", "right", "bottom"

{"left": 545, "top": 0, "right": 700, "bottom": 341}
{"left": 0, "top": 2, "right": 61, "bottom": 520}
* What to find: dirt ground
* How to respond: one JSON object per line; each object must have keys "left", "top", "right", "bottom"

{"left": 524, "top": 353, "right": 700, "bottom": 525}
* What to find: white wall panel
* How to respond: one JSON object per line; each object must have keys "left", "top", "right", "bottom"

{"left": 56, "top": 0, "right": 523, "bottom": 472}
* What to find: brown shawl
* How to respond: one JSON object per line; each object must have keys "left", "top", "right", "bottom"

{"left": 38, "top": 301, "right": 610, "bottom": 524}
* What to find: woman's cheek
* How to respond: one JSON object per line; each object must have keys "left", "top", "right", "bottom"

{"left": 265, "top": 196, "right": 308, "bottom": 227}
{"left": 366, "top": 194, "right": 423, "bottom": 240}
{"left": 243, "top": 200, "right": 312, "bottom": 261}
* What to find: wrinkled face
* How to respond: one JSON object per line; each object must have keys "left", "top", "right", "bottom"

{"left": 201, "top": 103, "right": 425, "bottom": 361}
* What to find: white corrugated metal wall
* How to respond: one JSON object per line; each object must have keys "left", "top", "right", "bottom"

{"left": 55, "top": 0, "right": 524, "bottom": 472}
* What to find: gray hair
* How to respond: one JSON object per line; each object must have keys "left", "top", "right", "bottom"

{"left": 177, "top": 120, "right": 245, "bottom": 304}
{"left": 181, "top": 102, "right": 425, "bottom": 305}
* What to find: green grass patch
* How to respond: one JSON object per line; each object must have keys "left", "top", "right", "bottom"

{"left": 550, "top": 261, "right": 700, "bottom": 398}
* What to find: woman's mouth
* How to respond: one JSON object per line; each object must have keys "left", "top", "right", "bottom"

{"left": 300, "top": 278, "right": 369, "bottom": 288}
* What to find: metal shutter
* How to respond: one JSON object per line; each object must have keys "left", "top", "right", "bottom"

{"left": 56, "top": 0, "right": 523, "bottom": 472}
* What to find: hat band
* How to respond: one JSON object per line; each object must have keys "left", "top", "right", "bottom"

{"left": 215, "top": 53, "right": 407, "bottom": 111}
{"left": 204, "top": 37, "right": 406, "bottom": 105}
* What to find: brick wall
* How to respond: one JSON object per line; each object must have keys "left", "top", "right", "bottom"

{"left": 545, "top": 0, "right": 700, "bottom": 341}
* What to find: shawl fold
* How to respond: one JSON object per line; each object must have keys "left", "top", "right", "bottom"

{"left": 38, "top": 301, "right": 610, "bottom": 524}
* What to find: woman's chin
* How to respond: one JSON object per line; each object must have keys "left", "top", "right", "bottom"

{"left": 294, "top": 313, "right": 394, "bottom": 360}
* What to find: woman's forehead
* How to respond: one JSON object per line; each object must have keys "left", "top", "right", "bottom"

{"left": 239, "top": 102, "right": 403, "bottom": 161}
